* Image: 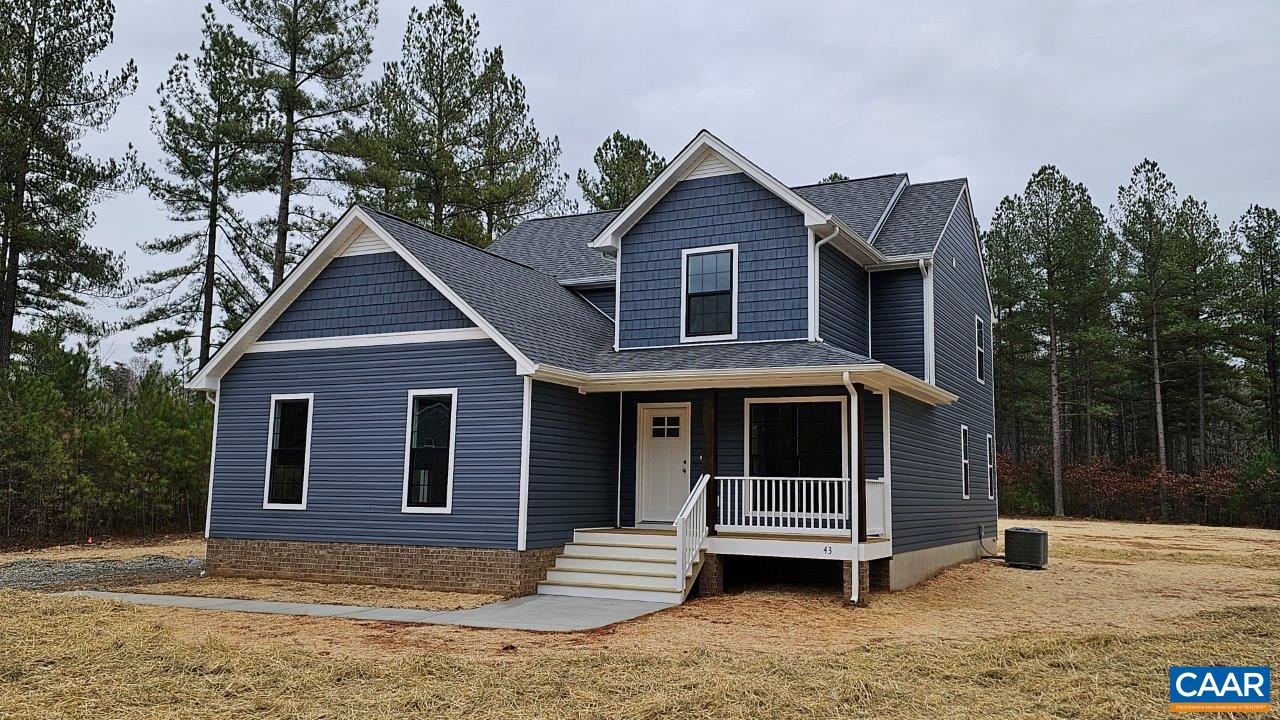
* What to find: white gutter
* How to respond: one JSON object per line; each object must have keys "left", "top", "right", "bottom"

{"left": 842, "top": 370, "right": 861, "bottom": 606}
{"left": 811, "top": 227, "right": 841, "bottom": 342}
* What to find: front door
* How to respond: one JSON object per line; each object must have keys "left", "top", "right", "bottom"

{"left": 637, "top": 403, "right": 692, "bottom": 523}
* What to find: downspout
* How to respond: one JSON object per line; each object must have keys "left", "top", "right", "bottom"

{"left": 841, "top": 371, "right": 861, "bottom": 605}
{"left": 812, "top": 227, "right": 840, "bottom": 342}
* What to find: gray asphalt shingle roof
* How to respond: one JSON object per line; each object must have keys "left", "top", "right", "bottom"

{"left": 367, "top": 206, "right": 876, "bottom": 375}
{"left": 871, "top": 179, "right": 968, "bottom": 257}
{"left": 487, "top": 209, "right": 619, "bottom": 282}
{"left": 793, "top": 173, "right": 907, "bottom": 239}
{"left": 363, "top": 206, "right": 616, "bottom": 371}
{"left": 488, "top": 173, "right": 965, "bottom": 285}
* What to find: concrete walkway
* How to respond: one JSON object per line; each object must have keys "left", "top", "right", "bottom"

{"left": 59, "top": 590, "right": 674, "bottom": 632}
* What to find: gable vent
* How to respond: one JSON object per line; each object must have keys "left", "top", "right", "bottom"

{"left": 340, "top": 229, "right": 393, "bottom": 256}
{"left": 680, "top": 151, "right": 737, "bottom": 181}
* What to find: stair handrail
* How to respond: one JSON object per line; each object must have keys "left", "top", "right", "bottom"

{"left": 672, "top": 473, "right": 712, "bottom": 592}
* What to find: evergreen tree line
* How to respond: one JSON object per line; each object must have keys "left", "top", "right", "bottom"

{"left": 985, "top": 163, "right": 1280, "bottom": 527}
{"left": 0, "top": 0, "right": 665, "bottom": 542}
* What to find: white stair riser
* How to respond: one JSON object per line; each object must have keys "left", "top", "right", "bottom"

{"left": 536, "top": 582, "right": 683, "bottom": 604}
{"left": 572, "top": 530, "right": 677, "bottom": 548}
{"left": 555, "top": 556, "right": 677, "bottom": 574}
{"left": 545, "top": 569, "right": 677, "bottom": 589}
{"left": 565, "top": 543, "right": 676, "bottom": 560}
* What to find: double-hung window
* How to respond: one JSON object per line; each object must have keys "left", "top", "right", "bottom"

{"left": 403, "top": 389, "right": 457, "bottom": 513}
{"left": 682, "top": 244, "right": 737, "bottom": 341}
{"left": 975, "top": 315, "right": 986, "bottom": 383}
{"left": 960, "top": 425, "right": 971, "bottom": 499}
{"left": 263, "top": 393, "right": 313, "bottom": 509}
{"left": 986, "top": 433, "right": 996, "bottom": 500}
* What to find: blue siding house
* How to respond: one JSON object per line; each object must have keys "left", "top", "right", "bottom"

{"left": 190, "top": 131, "right": 996, "bottom": 605}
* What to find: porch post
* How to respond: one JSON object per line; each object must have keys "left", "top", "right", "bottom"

{"left": 703, "top": 388, "right": 719, "bottom": 534}
{"left": 855, "top": 383, "right": 867, "bottom": 543}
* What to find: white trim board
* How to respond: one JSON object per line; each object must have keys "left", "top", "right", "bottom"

{"left": 187, "top": 206, "right": 535, "bottom": 391}
{"left": 262, "top": 393, "right": 314, "bottom": 511}
{"left": 203, "top": 392, "right": 220, "bottom": 538}
{"left": 400, "top": 388, "right": 459, "bottom": 515}
{"left": 246, "top": 327, "right": 489, "bottom": 354}
{"left": 517, "top": 377, "right": 533, "bottom": 549}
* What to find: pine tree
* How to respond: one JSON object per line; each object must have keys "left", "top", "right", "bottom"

{"left": 1234, "top": 205, "right": 1280, "bottom": 454}
{"left": 0, "top": 0, "right": 137, "bottom": 367}
{"left": 1114, "top": 161, "right": 1180, "bottom": 506}
{"left": 125, "top": 6, "right": 273, "bottom": 370}
{"left": 347, "top": 0, "right": 571, "bottom": 245}
{"left": 819, "top": 172, "right": 850, "bottom": 183}
{"left": 576, "top": 131, "right": 666, "bottom": 211}
{"left": 466, "top": 46, "right": 574, "bottom": 244}
{"left": 224, "top": 0, "right": 378, "bottom": 288}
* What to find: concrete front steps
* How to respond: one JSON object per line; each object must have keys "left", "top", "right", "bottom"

{"left": 536, "top": 528, "right": 701, "bottom": 604}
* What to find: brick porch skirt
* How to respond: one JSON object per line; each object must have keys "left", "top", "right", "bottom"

{"left": 206, "top": 537, "right": 561, "bottom": 596}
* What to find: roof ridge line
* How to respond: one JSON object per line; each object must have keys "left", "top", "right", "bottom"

{"left": 789, "top": 172, "right": 907, "bottom": 190}
{"left": 359, "top": 204, "right": 555, "bottom": 278}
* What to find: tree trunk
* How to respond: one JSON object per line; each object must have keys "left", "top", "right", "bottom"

{"left": 1049, "top": 314, "right": 1064, "bottom": 517}
{"left": 1085, "top": 377, "right": 1095, "bottom": 463}
{"left": 1151, "top": 313, "right": 1169, "bottom": 520}
{"left": 1196, "top": 348, "right": 1206, "bottom": 473}
{"left": 199, "top": 150, "right": 220, "bottom": 368}
{"left": 273, "top": 108, "right": 294, "bottom": 289}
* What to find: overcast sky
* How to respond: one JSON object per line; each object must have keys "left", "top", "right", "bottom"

{"left": 80, "top": 0, "right": 1280, "bottom": 362}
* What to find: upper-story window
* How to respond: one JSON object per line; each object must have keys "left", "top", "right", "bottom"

{"left": 975, "top": 315, "right": 986, "bottom": 383}
{"left": 681, "top": 244, "right": 737, "bottom": 342}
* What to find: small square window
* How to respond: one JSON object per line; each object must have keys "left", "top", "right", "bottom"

{"left": 651, "top": 415, "right": 681, "bottom": 438}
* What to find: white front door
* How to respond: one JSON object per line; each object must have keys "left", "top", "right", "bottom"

{"left": 638, "top": 403, "right": 692, "bottom": 523}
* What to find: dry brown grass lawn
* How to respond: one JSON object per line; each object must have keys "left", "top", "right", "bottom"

{"left": 123, "top": 576, "right": 501, "bottom": 611}
{"left": 2, "top": 517, "right": 1277, "bottom": 719}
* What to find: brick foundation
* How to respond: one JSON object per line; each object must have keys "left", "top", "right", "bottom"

{"left": 694, "top": 553, "right": 725, "bottom": 598}
{"left": 842, "top": 560, "right": 871, "bottom": 606}
{"left": 206, "top": 537, "right": 561, "bottom": 596}
{"left": 868, "top": 557, "right": 891, "bottom": 591}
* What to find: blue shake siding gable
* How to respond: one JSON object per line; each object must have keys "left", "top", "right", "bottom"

{"left": 208, "top": 339, "right": 523, "bottom": 548}
{"left": 261, "top": 251, "right": 473, "bottom": 341}
{"left": 617, "top": 173, "right": 810, "bottom": 348}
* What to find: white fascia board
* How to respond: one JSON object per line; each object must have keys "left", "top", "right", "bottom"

{"left": 528, "top": 363, "right": 957, "bottom": 405}
{"left": 588, "top": 130, "right": 832, "bottom": 251}
{"left": 867, "top": 175, "right": 909, "bottom": 245}
{"left": 186, "top": 206, "right": 536, "bottom": 391}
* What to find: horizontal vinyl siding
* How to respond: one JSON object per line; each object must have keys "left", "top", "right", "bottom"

{"left": 261, "top": 251, "right": 473, "bottom": 340}
{"left": 889, "top": 192, "right": 996, "bottom": 553}
{"left": 869, "top": 268, "right": 924, "bottom": 377}
{"left": 819, "top": 244, "right": 870, "bottom": 355}
{"left": 575, "top": 285, "right": 616, "bottom": 319}
{"left": 209, "top": 339, "right": 522, "bottom": 548}
{"left": 617, "top": 173, "right": 809, "bottom": 348}
{"left": 526, "top": 382, "right": 620, "bottom": 547}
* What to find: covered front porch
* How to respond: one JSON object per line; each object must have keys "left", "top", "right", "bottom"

{"left": 529, "top": 361, "right": 955, "bottom": 604}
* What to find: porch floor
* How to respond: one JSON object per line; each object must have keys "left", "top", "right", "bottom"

{"left": 591, "top": 525, "right": 891, "bottom": 546}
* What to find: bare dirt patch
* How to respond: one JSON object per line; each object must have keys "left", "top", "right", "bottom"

{"left": 123, "top": 576, "right": 501, "bottom": 611}
{"left": 0, "top": 534, "right": 205, "bottom": 565}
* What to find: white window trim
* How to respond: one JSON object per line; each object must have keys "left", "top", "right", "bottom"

{"left": 262, "top": 392, "right": 314, "bottom": 510}
{"left": 680, "top": 243, "right": 739, "bottom": 343}
{"left": 975, "top": 314, "right": 986, "bottom": 384}
{"left": 986, "top": 433, "right": 996, "bottom": 501}
{"left": 960, "top": 424, "right": 971, "bottom": 500}
{"left": 742, "top": 395, "right": 850, "bottom": 520}
{"left": 401, "top": 387, "right": 459, "bottom": 514}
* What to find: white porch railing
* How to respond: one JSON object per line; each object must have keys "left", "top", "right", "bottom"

{"left": 715, "top": 476, "right": 852, "bottom": 535}
{"left": 672, "top": 473, "right": 712, "bottom": 592}
{"left": 866, "top": 476, "right": 887, "bottom": 537}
